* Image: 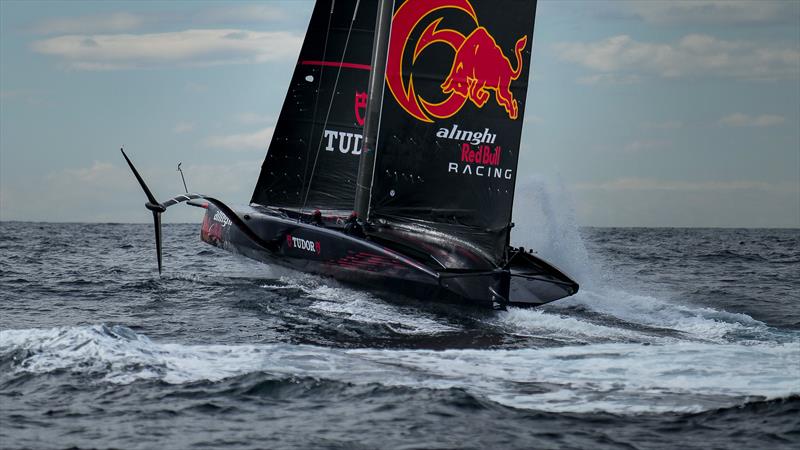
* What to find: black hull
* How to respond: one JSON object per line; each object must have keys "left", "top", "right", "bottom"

{"left": 201, "top": 204, "right": 578, "bottom": 309}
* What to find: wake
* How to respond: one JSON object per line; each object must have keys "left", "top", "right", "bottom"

{"left": 502, "top": 176, "right": 793, "bottom": 345}
{"left": 1, "top": 324, "right": 797, "bottom": 415}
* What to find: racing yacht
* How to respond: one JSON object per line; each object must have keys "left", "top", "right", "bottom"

{"left": 123, "top": 0, "right": 578, "bottom": 309}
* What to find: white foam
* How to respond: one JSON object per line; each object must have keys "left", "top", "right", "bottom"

{"left": 512, "top": 175, "right": 595, "bottom": 286}
{"left": 489, "top": 275, "right": 773, "bottom": 346}
{"left": 2, "top": 325, "right": 798, "bottom": 414}
{"left": 0, "top": 325, "right": 357, "bottom": 385}
{"left": 265, "top": 275, "right": 458, "bottom": 335}
{"left": 552, "top": 287, "right": 773, "bottom": 343}
{"left": 309, "top": 298, "right": 458, "bottom": 335}
{"left": 357, "top": 342, "right": 800, "bottom": 413}
{"left": 493, "top": 307, "right": 668, "bottom": 344}
{"left": 509, "top": 176, "right": 781, "bottom": 345}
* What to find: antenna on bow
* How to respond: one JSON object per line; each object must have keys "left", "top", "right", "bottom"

{"left": 177, "top": 162, "right": 188, "bottom": 193}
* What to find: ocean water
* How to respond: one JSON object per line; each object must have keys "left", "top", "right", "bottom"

{"left": 1, "top": 220, "right": 798, "bottom": 449}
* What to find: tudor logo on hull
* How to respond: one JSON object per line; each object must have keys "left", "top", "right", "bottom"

{"left": 386, "top": 0, "right": 528, "bottom": 122}
{"left": 286, "top": 234, "right": 321, "bottom": 255}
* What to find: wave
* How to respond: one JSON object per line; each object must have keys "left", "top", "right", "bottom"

{"left": 545, "top": 287, "right": 782, "bottom": 342}
{"left": 262, "top": 275, "right": 459, "bottom": 335}
{"left": 2, "top": 325, "right": 798, "bottom": 415}
{"left": 507, "top": 177, "right": 796, "bottom": 345}
{"left": 512, "top": 176, "right": 594, "bottom": 286}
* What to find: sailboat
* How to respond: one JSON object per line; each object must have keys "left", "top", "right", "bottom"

{"left": 123, "top": 0, "right": 578, "bottom": 309}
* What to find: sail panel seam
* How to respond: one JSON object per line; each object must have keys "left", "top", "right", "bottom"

{"left": 301, "top": 0, "right": 361, "bottom": 213}
{"left": 298, "top": 0, "right": 335, "bottom": 216}
{"left": 301, "top": 60, "right": 371, "bottom": 71}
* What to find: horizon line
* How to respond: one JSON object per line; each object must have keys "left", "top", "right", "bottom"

{"left": 1, "top": 220, "right": 798, "bottom": 230}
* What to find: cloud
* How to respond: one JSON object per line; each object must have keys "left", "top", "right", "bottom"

{"left": 571, "top": 177, "right": 800, "bottom": 227}
{"left": 623, "top": 139, "right": 669, "bottom": 153}
{"left": 204, "top": 127, "right": 274, "bottom": 151}
{"left": 524, "top": 115, "right": 543, "bottom": 125}
{"left": 0, "top": 89, "right": 48, "bottom": 106}
{"left": 47, "top": 161, "right": 127, "bottom": 186}
{"left": 31, "top": 29, "right": 303, "bottom": 70}
{"left": 718, "top": 113, "right": 786, "bottom": 127}
{"left": 626, "top": 1, "right": 800, "bottom": 26}
{"left": 575, "top": 177, "right": 797, "bottom": 193}
{"left": 173, "top": 160, "right": 261, "bottom": 196}
{"left": 2, "top": 159, "right": 261, "bottom": 222}
{"left": 184, "top": 82, "right": 209, "bottom": 93}
{"left": 643, "top": 120, "right": 683, "bottom": 130}
{"left": 577, "top": 73, "right": 641, "bottom": 85}
{"left": 194, "top": 5, "right": 289, "bottom": 24}
{"left": 554, "top": 34, "right": 800, "bottom": 81}
{"left": 235, "top": 113, "right": 273, "bottom": 125}
{"left": 31, "top": 12, "right": 146, "bottom": 35}
{"left": 173, "top": 121, "right": 195, "bottom": 134}
{"left": 29, "top": 5, "right": 293, "bottom": 36}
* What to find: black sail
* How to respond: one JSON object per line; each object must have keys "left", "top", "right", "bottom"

{"left": 368, "top": 0, "right": 538, "bottom": 268}
{"left": 251, "top": 0, "right": 377, "bottom": 211}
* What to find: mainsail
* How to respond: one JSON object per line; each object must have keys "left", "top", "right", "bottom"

{"left": 253, "top": 0, "right": 538, "bottom": 268}
{"left": 251, "top": 0, "right": 376, "bottom": 211}
{"left": 367, "top": 0, "right": 538, "bottom": 267}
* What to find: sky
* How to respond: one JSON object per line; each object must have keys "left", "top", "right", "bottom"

{"left": 1, "top": 0, "right": 798, "bottom": 228}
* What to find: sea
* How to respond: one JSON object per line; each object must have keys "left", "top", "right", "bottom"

{"left": 1, "top": 217, "right": 798, "bottom": 449}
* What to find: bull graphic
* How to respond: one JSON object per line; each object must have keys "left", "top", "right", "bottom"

{"left": 386, "top": 0, "right": 531, "bottom": 122}
{"left": 440, "top": 28, "right": 527, "bottom": 120}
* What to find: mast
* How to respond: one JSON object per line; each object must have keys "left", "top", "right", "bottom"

{"left": 354, "top": 0, "right": 393, "bottom": 219}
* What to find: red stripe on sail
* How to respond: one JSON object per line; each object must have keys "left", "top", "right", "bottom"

{"left": 301, "top": 60, "right": 371, "bottom": 71}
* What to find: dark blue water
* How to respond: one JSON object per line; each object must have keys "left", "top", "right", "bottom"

{"left": 1, "top": 221, "right": 798, "bottom": 449}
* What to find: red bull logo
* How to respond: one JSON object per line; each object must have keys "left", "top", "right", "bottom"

{"left": 386, "top": 0, "right": 528, "bottom": 123}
